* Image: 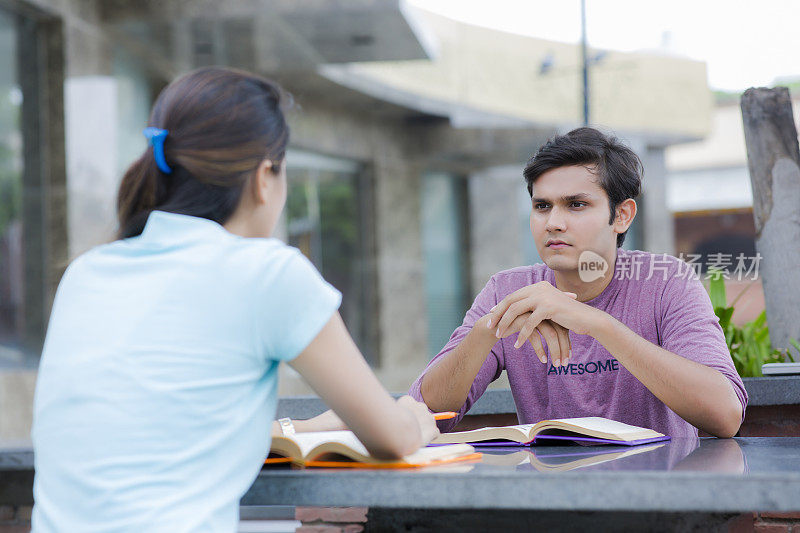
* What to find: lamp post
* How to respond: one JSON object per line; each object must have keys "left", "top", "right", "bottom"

{"left": 581, "top": 0, "right": 589, "bottom": 126}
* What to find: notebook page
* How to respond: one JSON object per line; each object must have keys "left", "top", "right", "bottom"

{"left": 291, "top": 431, "right": 368, "bottom": 458}
{"left": 548, "top": 417, "right": 656, "bottom": 435}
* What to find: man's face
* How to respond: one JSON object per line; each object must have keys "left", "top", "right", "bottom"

{"left": 529, "top": 164, "right": 618, "bottom": 272}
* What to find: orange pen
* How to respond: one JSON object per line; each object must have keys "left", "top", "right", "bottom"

{"left": 433, "top": 411, "right": 457, "bottom": 421}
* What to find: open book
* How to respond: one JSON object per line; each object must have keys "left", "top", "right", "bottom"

{"left": 431, "top": 417, "right": 669, "bottom": 447}
{"left": 266, "top": 430, "right": 481, "bottom": 468}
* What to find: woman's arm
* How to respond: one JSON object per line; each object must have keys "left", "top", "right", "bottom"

{"left": 270, "top": 409, "right": 347, "bottom": 436}
{"left": 286, "top": 312, "right": 439, "bottom": 459}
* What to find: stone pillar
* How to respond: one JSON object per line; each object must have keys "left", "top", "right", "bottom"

{"left": 640, "top": 145, "right": 675, "bottom": 255}
{"left": 62, "top": 8, "right": 118, "bottom": 257}
{"left": 371, "top": 153, "right": 428, "bottom": 389}
{"left": 65, "top": 77, "right": 119, "bottom": 257}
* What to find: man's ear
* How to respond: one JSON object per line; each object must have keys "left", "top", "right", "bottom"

{"left": 613, "top": 198, "right": 637, "bottom": 235}
{"left": 252, "top": 159, "right": 275, "bottom": 206}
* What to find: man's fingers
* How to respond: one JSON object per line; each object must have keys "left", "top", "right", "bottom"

{"left": 528, "top": 329, "right": 547, "bottom": 363}
{"left": 537, "top": 321, "right": 562, "bottom": 365}
{"left": 553, "top": 323, "right": 572, "bottom": 364}
{"left": 495, "top": 300, "right": 531, "bottom": 338}
{"left": 565, "top": 292, "right": 578, "bottom": 299}
{"left": 486, "top": 305, "right": 505, "bottom": 330}
{"left": 501, "top": 313, "right": 532, "bottom": 341}
{"left": 494, "top": 302, "right": 523, "bottom": 337}
{"left": 516, "top": 315, "right": 548, "bottom": 364}
{"left": 514, "top": 313, "right": 544, "bottom": 349}
{"left": 488, "top": 283, "right": 548, "bottom": 329}
{"left": 487, "top": 290, "right": 522, "bottom": 328}
{"left": 515, "top": 320, "right": 531, "bottom": 349}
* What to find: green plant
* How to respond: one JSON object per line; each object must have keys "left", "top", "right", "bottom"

{"left": 707, "top": 273, "right": 798, "bottom": 377}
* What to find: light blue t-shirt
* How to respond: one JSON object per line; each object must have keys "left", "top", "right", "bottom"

{"left": 31, "top": 211, "right": 341, "bottom": 532}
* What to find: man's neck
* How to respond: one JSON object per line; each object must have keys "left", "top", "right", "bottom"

{"left": 553, "top": 253, "right": 618, "bottom": 302}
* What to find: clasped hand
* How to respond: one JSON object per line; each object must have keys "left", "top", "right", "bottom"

{"left": 483, "top": 281, "right": 601, "bottom": 366}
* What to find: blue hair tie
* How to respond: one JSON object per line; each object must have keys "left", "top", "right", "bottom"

{"left": 143, "top": 127, "right": 172, "bottom": 174}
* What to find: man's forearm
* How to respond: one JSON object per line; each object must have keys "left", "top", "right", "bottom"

{"left": 590, "top": 314, "right": 743, "bottom": 438}
{"left": 420, "top": 316, "right": 498, "bottom": 413}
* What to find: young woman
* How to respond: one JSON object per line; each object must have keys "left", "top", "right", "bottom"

{"left": 31, "top": 67, "right": 438, "bottom": 532}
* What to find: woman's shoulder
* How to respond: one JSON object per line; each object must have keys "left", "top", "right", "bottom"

{"left": 59, "top": 242, "right": 120, "bottom": 278}
{"left": 225, "top": 236, "right": 306, "bottom": 266}
{"left": 222, "top": 237, "right": 325, "bottom": 286}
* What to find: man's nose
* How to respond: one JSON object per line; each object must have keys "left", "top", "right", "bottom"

{"left": 545, "top": 208, "right": 567, "bottom": 232}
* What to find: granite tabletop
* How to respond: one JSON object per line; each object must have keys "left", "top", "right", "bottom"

{"left": 242, "top": 437, "right": 800, "bottom": 512}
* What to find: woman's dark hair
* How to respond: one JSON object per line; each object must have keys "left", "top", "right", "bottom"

{"left": 116, "top": 67, "right": 290, "bottom": 239}
{"left": 523, "top": 127, "right": 643, "bottom": 247}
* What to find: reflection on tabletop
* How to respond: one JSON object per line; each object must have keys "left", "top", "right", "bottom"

{"left": 270, "top": 438, "right": 749, "bottom": 474}
{"left": 672, "top": 437, "right": 746, "bottom": 473}
{"left": 481, "top": 443, "right": 666, "bottom": 472}
{"left": 475, "top": 437, "right": 746, "bottom": 474}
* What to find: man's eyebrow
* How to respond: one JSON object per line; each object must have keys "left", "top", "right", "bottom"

{"left": 532, "top": 193, "right": 593, "bottom": 203}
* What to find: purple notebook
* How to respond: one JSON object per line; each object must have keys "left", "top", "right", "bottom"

{"left": 467, "top": 434, "right": 671, "bottom": 447}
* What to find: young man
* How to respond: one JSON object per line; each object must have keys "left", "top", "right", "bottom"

{"left": 409, "top": 127, "right": 747, "bottom": 439}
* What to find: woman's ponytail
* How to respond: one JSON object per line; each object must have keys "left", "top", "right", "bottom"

{"left": 116, "top": 151, "right": 166, "bottom": 239}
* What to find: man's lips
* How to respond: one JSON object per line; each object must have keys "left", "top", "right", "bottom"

{"left": 546, "top": 239, "right": 570, "bottom": 248}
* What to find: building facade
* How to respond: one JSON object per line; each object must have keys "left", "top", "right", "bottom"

{"left": 0, "top": 0, "right": 712, "bottom": 440}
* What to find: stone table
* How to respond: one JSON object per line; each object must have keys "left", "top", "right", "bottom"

{"left": 244, "top": 437, "right": 800, "bottom": 531}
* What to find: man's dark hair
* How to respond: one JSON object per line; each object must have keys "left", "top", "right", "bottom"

{"left": 523, "top": 127, "right": 643, "bottom": 247}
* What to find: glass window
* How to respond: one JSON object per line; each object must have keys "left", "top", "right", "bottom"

{"left": 421, "top": 172, "right": 470, "bottom": 359}
{"left": 284, "top": 149, "right": 378, "bottom": 364}
{"left": 0, "top": 7, "right": 24, "bottom": 362}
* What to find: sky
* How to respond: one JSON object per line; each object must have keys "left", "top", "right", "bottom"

{"left": 406, "top": 0, "right": 800, "bottom": 91}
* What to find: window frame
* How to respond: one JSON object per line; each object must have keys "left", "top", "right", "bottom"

{"left": 0, "top": 1, "right": 67, "bottom": 365}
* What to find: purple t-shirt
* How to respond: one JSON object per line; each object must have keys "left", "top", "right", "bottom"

{"left": 409, "top": 249, "right": 748, "bottom": 439}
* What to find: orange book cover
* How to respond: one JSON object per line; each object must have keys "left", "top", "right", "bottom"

{"left": 266, "top": 430, "right": 479, "bottom": 469}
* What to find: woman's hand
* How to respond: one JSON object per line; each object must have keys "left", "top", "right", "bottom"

{"left": 396, "top": 395, "right": 440, "bottom": 445}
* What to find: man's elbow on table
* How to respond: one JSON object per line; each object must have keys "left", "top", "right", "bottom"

{"left": 705, "top": 397, "right": 743, "bottom": 439}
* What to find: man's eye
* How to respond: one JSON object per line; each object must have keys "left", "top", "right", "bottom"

{"left": 570, "top": 202, "right": 586, "bottom": 208}
{"left": 534, "top": 203, "right": 550, "bottom": 210}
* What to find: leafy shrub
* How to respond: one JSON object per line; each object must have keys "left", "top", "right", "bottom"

{"left": 707, "top": 273, "right": 798, "bottom": 377}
